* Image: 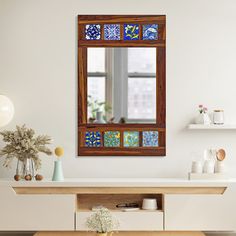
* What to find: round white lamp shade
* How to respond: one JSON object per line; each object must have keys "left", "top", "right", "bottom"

{"left": 0, "top": 95, "right": 14, "bottom": 127}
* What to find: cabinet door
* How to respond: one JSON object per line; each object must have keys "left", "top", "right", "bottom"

{"left": 0, "top": 186, "right": 75, "bottom": 231}
{"left": 165, "top": 186, "right": 236, "bottom": 231}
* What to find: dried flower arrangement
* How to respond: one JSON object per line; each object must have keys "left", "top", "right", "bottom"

{"left": 0, "top": 125, "right": 52, "bottom": 180}
{"left": 86, "top": 207, "right": 119, "bottom": 234}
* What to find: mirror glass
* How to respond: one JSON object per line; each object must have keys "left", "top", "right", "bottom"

{"left": 87, "top": 47, "right": 156, "bottom": 124}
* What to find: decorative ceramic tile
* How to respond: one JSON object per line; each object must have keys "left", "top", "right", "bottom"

{"left": 142, "top": 131, "right": 159, "bottom": 147}
{"left": 104, "top": 24, "right": 120, "bottom": 40}
{"left": 124, "top": 24, "right": 139, "bottom": 40}
{"left": 104, "top": 131, "right": 120, "bottom": 147}
{"left": 123, "top": 131, "right": 139, "bottom": 147}
{"left": 85, "top": 131, "right": 101, "bottom": 147}
{"left": 85, "top": 24, "right": 101, "bottom": 40}
{"left": 142, "top": 24, "right": 158, "bottom": 40}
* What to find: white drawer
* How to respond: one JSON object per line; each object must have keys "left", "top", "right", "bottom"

{"left": 76, "top": 210, "right": 163, "bottom": 231}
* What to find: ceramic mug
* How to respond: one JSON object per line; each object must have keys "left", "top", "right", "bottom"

{"left": 142, "top": 198, "right": 158, "bottom": 210}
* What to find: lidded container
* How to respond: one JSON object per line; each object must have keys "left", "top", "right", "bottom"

{"left": 213, "top": 110, "right": 224, "bottom": 125}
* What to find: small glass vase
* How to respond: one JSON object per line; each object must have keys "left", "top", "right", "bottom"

{"left": 195, "top": 113, "right": 211, "bottom": 125}
{"left": 16, "top": 158, "right": 35, "bottom": 180}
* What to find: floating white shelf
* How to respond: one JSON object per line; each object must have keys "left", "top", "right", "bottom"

{"left": 188, "top": 124, "right": 236, "bottom": 130}
{"left": 188, "top": 173, "right": 229, "bottom": 180}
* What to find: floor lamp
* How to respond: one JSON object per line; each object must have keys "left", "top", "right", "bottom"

{"left": 0, "top": 95, "right": 14, "bottom": 127}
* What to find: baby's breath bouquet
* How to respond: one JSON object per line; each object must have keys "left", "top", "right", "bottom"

{"left": 0, "top": 125, "right": 52, "bottom": 178}
{"left": 86, "top": 207, "right": 119, "bottom": 234}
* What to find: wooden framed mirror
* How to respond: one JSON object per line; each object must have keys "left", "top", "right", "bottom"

{"left": 78, "top": 15, "right": 166, "bottom": 156}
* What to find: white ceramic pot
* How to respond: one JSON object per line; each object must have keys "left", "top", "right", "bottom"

{"left": 215, "top": 161, "right": 226, "bottom": 173}
{"left": 195, "top": 113, "right": 211, "bottom": 125}
{"left": 142, "top": 198, "right": 158, "bottom": 210}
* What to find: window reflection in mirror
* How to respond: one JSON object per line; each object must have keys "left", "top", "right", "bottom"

{"left": 87, "top": 47, "right": 156, "bottom": 124}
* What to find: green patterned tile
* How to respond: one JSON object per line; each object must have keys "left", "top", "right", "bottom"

{"left": 123, "top": 131, "right": 139, "bottom": 147}
{"left": 104, "top": 131, "right": 120, "bottom": 147}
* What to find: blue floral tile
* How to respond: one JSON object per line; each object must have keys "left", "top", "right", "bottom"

{"left": 124, "top": 131, "right": 139, "bottom": 147}
{"left": 104, "top": 131, "right": 120, "bottom": 147}
{"left": 124, "top": 24, "right": 139, "bottom": 40}
{"left": 85, "top": 24, "right": 101, "bottom": 40}
{"left": 142, "top": 131, "right": 159, "bottom": 147}
{"left": 85, "top": 131, "right": 101, "bottom": 147}
{"left": 104, "top": 24, "right": 120, "bottom": 40}
{"left": 142, "top": 24, "right": 158, "bottom": 40}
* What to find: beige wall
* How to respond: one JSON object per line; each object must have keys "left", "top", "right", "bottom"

{"left": 1, "top": 0, "right": 236, "bottom": 179}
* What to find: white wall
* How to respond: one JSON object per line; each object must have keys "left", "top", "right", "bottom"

{"left": 1, "top": 0, "right": 236, "bottom": 179}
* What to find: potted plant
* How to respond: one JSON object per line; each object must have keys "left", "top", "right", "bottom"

{"left": 86, "top": 207, "right": 119, "bottom": 236}
{"left": 195, "top": 104, "right": 211, "bottom": 125}
{"left": 87, "top": 95, "right": 112, "bottom": 123}
{"left": 0, "top": 125, "right": 52, "bottom": 181}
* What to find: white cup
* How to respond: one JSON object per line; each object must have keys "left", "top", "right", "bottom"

{"left": 142, "top": 198, "right": 158, "bottom": 210}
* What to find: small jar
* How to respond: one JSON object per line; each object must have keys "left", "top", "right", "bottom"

{"left": 213, "top": 110, "right": 224, "bottom": 125}
{"left": 215, "top": 161, "right": 226, "bottom": 173}
{"left": 191, "top": 161, "right": 202, "bottom": 173}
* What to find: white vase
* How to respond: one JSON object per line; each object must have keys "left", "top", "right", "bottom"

{"left": 195, "top": 113, "right": 211, "bottom": 125}
{"left": 203, "top": 160, "right": 215, "bottom": 173}
{"left": 94, "top": 111, "right": 106, "bottom": 124}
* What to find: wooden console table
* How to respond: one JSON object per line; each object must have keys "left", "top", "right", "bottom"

{"left": 0, "top": 178, "right": 235, "bottom": 235}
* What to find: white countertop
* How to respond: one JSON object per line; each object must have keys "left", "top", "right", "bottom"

{"left": 0, "top": 178, "right": 236, "bottom": 187}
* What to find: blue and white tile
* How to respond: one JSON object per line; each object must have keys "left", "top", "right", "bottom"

{"left": 142, "top": 131, "right": 158, "bottom": 147}
{"left": 85, "top": 24, "right": 101, "bottom": 40}
{"left": 142, "top": 24, "right": 158, "bottom": 40}
{"left": 104, "top": 24, "right": 120, "bottom": 40}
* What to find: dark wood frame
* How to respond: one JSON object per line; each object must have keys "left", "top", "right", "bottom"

{"left": 78, "top": 15, "right": 166, "bottom": 156}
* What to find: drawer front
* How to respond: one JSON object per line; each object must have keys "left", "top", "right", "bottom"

{"left": 0, "top": 186, "right": 75, "bottom": 231}
{"left": 76, "top": 211, "right": 163, "bottom": 231}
